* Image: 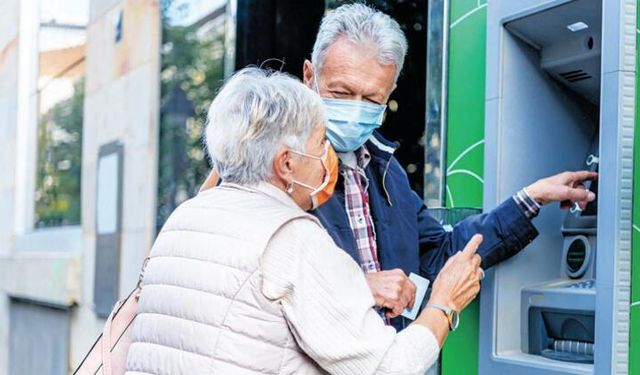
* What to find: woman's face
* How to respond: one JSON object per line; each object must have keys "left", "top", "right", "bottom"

{"left": 289, "top": 123, "right": 328, "bottom": 210}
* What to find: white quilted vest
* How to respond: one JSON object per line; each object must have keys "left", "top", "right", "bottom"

{"left": 125, "top": 184, "right": 326, "bottom": 374}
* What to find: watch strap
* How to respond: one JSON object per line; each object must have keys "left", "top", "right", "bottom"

{"left": 425, "top": 303, "right": 456, "bottom": 330}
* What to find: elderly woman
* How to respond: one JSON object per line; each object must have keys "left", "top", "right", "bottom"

{"left": 125, "top": 67, "right": 483, "bottom": 375}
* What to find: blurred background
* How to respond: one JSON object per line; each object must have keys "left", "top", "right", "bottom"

{"left": 0, "top": 0, "right": 432, "bottom": 373}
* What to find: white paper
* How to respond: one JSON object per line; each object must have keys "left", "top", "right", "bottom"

{"left": 401, "top": 272, "right": 430, "bottom": 321}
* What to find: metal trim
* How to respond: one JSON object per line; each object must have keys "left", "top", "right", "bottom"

{"left": 608, "top": 0, "right": 636, "bottom": 372}
{"left": 224, "top": 0, "right": 238, "bottom": 78}
{"left": 425, "top": 0, "right": 450, "bottom": 207}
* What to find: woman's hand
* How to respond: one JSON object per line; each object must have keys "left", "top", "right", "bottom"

{"left": 429, "top": 234, "right": 483, "bottom": 312}
{"left": 414, "top": 234, "right": 483, "bottom": 346}
{"left": 364, "top": 269, "right": 417, "bottom": 319}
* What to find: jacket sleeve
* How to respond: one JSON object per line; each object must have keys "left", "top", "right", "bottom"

{"left": 416, "top": 192, "right": 539, "bottom": 282}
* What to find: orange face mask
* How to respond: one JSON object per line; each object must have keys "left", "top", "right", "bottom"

{"left": 290, "top": 142, "right": 339, "bottom": 210}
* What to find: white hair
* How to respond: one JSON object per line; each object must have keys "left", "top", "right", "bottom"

{"left": 311, "top": 3, "right": 408, "bottom": 81}
{"left": 205, "top": 67, "right": 325, "bottom": 185}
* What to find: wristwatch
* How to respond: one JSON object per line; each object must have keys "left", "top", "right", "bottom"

{"left": 425, "top": 303, "right": 460, "bottom": 331}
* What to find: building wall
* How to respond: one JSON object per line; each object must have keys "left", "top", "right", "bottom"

{"left": 0, "top": 0, "right": 160, "bottom": 372}
{"left": 0, "top": 0, "right": 21, "bottom": 371}
{"left": 70, "top": 0, "right": 160, "bottom": 368}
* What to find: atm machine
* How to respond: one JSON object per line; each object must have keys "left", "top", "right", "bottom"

{"left": 479, "top": 0, "right": 635, "bottom": 374}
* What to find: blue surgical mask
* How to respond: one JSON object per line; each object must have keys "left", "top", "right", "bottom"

{"left": 322, "top": 98, "right": 387, "bottom": 152}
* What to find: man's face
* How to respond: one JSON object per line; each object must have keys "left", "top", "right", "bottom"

{"left": 303, "top": 38, "right": 397, "bottom": 105}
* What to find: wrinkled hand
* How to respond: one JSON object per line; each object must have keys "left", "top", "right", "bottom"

{"left": 365, "top": 269, "right": 417, "bottom": 319}
{"left": 200, "top": 170, "right": 220, "bottom": 192}
{"left": 428, "top": 235, "right": 483, "bottom": 312}
{"left": 526, "top": 171, "right": 597, "bottom": 209}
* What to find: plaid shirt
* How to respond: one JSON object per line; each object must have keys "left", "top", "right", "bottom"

{"left": 338, "top": 146, "right": 381, "bottom": 274}
{"left": 339, "top": 146, "right": 540, "bottom": 324}
{"left": 339, "top": 147, "right": 541, "bottom": 275}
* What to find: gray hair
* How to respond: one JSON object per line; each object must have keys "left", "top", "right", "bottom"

{"left": 205, "top": 67, "right": 325, "bottom": 185}
{"left": 311, "top": 3, "right": 408, "bottom": 81}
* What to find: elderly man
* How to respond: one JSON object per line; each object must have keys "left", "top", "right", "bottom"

{"left": 202, "top": 4, "right": 596, "bottom": 332}
{"left": 300, "top": 4, "right": 596, "bottom": 330}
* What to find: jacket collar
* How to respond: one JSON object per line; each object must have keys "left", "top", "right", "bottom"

{"left": 365, "top": 131, "right": 396, "bottom": 162}
{"left": 364, "top": 131, "right": 397, "bottom": 206}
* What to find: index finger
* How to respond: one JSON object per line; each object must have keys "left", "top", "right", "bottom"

{"left": 462, "top": 234, "right": 483, "bottom": 258}
{"left": 562, "top": 171, "right": 598, "bottom": 184}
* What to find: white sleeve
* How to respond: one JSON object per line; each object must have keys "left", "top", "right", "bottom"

{"left": 261, "top": 219, "right": 440, "bottom": 375}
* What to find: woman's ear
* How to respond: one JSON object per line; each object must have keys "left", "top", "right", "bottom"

{"left": 272, "top": 146, "right": 294, "bottom": 184}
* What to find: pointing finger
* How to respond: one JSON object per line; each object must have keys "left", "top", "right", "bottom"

{"left": 462, "top": 234, "right": 483, "bottom": 258}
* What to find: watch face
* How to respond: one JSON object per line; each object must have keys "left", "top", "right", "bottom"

{"left": 450, "top": 311, "right": 460, "bottom": 331}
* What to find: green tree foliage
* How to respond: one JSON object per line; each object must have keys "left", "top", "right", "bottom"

{"left": 35, "top": 78, "right": 85, "bottom": 228}
{"left": 156, "top": 0, "right": 227, "bottom": 230}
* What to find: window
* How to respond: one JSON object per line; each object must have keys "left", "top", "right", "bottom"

{"left": 34, "top": 0, "right": 88, "bottom": 228}
{"left": 156, "top": 0, "right": 228, "bottom": 231}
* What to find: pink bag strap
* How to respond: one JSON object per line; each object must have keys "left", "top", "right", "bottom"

{"left": 101, "top": 297, "right": 125, "bottom": 375}
{"left": 100, "top": 257, "right": 150, "bottom": 375}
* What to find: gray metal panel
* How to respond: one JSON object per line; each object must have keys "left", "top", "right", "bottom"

{"left": 9, "top": 298, "right": 70, "bottom": 375}
{"left": 424, "top": 0, "right": 450, "bottom": 207}
{"left": 484, "top": 0, "right": 574, "bottom": 100}
{"left": 481, "top": 25, "right": 593, "bottom": 375}
{"left": 480, "top": 0, "right": 635, "bottom": 374}
{"left": 94, "top": 233, "right": 122, "bottom": 316}
{"left": 594, "top": 68, "right": 635, "bottom": 374}
{"left": 600, "top": 0, "right": 636, "bottom": 74}
{"left": 505, "top": 1, "right": 601, "bottom": 49}
{"left": 505, "top": 0, "right": 602, "bottom": 104}
{"left": 93, "top": 141, "right": 124, "bottom": 318}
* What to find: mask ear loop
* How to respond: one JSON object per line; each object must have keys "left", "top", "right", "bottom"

{"left": 289, "top": 143, "right": 330, "bottom": 194}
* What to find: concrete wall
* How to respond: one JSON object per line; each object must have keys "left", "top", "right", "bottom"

{"left": 71, "top": 0, "right": 160, "bottom": 367}
{"left": 0, "top": 0, "right": 21, "bottom": 371}
{"left": 0, "top": 0, "right": 160, "bottom": 372}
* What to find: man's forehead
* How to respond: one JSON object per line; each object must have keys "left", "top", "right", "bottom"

{"left": 321, "top": 39, "right": 378, "bottom": 70}
{"left": 320, "top": 40, "right": 395, "bottom": 91}
{"left": 321, "top": 61, "right": 395, "bottom": 94}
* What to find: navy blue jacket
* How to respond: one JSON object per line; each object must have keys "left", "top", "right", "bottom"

{"left": 312, "top": 132, "right": 539, "bottom": 331}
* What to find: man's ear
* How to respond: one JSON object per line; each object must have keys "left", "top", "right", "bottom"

{"left": 303, "top": 60, "right": 314, "bottom": 88}
{"left": 272, "top": 146, "right": 294, "bottom": 184}
{"left": 385, "top": 83, "right": 398, "bottom": 103}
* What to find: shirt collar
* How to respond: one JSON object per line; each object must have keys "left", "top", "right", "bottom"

{"left": 338, "top": 145, "right": 372, "bottom": 170}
